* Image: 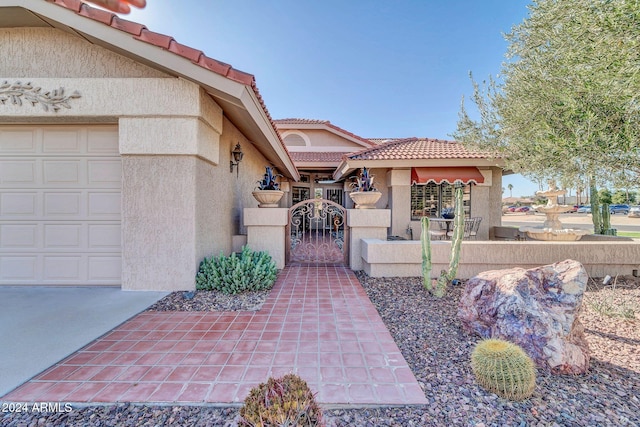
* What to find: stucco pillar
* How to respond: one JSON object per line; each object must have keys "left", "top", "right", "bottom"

{"left": 347, "top": 209, "right": 391, "bottom": 270}
{"left": 119, "top": 115, "right": 222, "bottom": 291}
{"left": 121, "top": 155, "right": 198, "bottom": 291}
{"left": 244, "top": 208, "right": 288, "bottom": 269}
{"left": 387, "top": 169, "right": 411, "bottom": 237}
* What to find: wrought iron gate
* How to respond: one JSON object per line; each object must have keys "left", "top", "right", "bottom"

{"left": 287, "top": 199, "right": 348, "bottom": 264}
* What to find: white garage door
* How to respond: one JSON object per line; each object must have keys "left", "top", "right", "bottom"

{"left": 0, "top": 126, "right": 121, "bottom": 285}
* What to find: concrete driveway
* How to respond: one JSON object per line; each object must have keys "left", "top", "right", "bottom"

{"left": 0, "top": 286, "right": 167, "bottom": 397}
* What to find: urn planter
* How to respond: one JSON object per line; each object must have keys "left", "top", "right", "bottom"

{"left": 349, "top": 191, "right": 382, "bottom": 209}
{"left": 252, "top": 190, "right": 284, "bottom": 208}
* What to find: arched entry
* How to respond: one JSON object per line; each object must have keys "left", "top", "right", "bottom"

{"left": 287, "top": 199, "right": 348, "bottom": 264}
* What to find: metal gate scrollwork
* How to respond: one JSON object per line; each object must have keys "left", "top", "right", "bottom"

{"left": 287, "top": 199, "right": 348, "bottom": 264}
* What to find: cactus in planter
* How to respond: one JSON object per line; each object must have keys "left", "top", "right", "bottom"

{"left": 471, "top": 338, "right": 536, "bottom": 401}
{"left": 420, "top": 216, "right": 433, "bottom": 291}
{"left": 433, "top": 183, "right": 465, "bottom": 297}
{"left": 239, "top": 374, "right": 324, "bottom": 427}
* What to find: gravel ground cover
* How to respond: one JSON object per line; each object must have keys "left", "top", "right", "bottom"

{"left": 146, "top": 289, "right": 270, "bottom": 312}
{"left": 3, "top": 274, "right": 638, "bottom": 426}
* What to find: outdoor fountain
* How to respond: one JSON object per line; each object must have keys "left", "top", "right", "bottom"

{"left": 519, "top": 181, "right": 590, "bottom": 241}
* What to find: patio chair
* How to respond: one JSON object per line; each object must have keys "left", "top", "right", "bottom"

{"left": 469, "top": 217, "right": 482, "bottom": 240}
{"left": 428, "top": 219, "right": 448, "bottom": 240}
{"left": 447, "top": 218, "right": 475, "bottom": 240}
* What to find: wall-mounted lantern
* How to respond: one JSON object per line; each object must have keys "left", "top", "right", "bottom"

{"left": 230, "top": 143, "right": 244, "bottom": 177}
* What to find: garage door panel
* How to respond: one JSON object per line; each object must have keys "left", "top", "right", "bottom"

{"left": 44, "top": 192, "right": 82, "bottom": 216}
{"left": 43, "top": 160, "right": 82, "bottom": 184}
{"left": 44, "top": 256, "right": 82, "bottom": 280}
{"left": 0, "top": 125, "right": 121, "bottom": 285}
{"left": 1, "top": 192, "right": 37, "bottom": 216}
{"left": 89, "top": 256, "right": 121, "bottom": 280}
{"left": 0, "top": 160, "right": 36, "bottom": 184}
{"left": 87, "top": 129, "right": 119, "bottom": 154}
{"left": 0, "top": 256, "right": 38, "bottom": 280}
{"left": 88, "top": 224, "right": 120, "bottom": 248}
{"left": 88, "top": 192, "right": 120, "bottom": 216}
{"left": 0, "top": 130, "right": 37, "bottom": 152}
{"left": 88, "top": 160, "right": 121, "bottom": 185}
{"left": 0, "top": 224, "right": 38, "bottom": 247}
{"left": 42, "top": 130, "right": 82, "bottom": 154}
{"left": 44, "top": 224, "right": 82, "bottom": 248}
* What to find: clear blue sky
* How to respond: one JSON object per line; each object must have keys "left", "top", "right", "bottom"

{"left": 127, "top": 0, "right": 536, "bottom": 196}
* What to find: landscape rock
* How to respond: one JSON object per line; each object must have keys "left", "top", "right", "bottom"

{"left": 458, "top": 259, "right": 590, "bottom": 374}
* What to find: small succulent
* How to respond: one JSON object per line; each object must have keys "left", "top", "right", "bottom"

{"left": 257, "top": 166, "right": 282, "bottom": 190}
{"left": 350, "top": 167, "right": 377, "bottom": 192}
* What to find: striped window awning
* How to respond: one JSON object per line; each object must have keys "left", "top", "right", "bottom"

{"left": 411, "top": 167, "right": 485, "bottom": 185}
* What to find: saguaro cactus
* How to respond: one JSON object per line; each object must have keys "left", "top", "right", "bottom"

{"left": 420, "top": 216, "right": 433, "bottom": 291}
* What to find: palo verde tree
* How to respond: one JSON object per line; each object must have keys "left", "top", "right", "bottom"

{"left": 453, "top": 0, "right": 640, "bottom": 233}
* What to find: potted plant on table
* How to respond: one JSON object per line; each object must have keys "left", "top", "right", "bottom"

{"left": 348, "top": 167, "right": 382, "bottom": 209}
{"left": 252, "top": 166, "right": 284, "bottom": 207}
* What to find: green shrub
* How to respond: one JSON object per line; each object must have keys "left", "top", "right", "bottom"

{"left": 239, "top": 374, "right": 323, "bottom": 427}
{"left": 195, "top": 246, "right": 277, "bottom": 294}
{"left": 471, "top": 338, "right": 536, "bottom": 401}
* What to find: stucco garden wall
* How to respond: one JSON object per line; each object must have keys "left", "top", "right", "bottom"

{"left": 360, "top": 238, "right": 640, "bottom": 278}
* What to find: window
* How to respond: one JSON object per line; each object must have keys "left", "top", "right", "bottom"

{"left": 411, "top": 183, "right": 472, "bottom": 220}
{"left": 292, "top": 186, "right": 310, "bottom": 205}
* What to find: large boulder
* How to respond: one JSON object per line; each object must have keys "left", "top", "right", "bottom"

{"left": 458, "top": 259, "right": 590, "bottom": 374}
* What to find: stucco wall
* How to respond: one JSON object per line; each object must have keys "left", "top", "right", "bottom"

{"left": 197, "top": 115, "right": 274, "bottom": 262}
{"left": 122, "top": 156, "right": 198, "bottom": 290}
{"left": 0, "top": 28, "right": 168, "bottom": 78}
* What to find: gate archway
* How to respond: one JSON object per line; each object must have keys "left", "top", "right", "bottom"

{"left": 287, "top": 199, "right": 348, "bottom": 264}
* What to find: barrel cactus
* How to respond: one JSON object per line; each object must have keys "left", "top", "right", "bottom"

{"left": 239, "top": 374, "right": 323, "bottom": 426}
{"left": 471, "top": 338, "right": 536, "bottom": 401}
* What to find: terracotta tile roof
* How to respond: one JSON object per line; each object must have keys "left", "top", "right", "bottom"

{"left": 367, "top": 138, "right": 405, "bottom": 145}
{"left": 275, "top": 118, "right": 373, "bottom": 147}
{"left": 275, "top": 118, "right": 330, "bottom": 125}
{"left": 44, "top": 0, "right": 284, "bottom": 147}
{"left": 347, "top": 138, "right": 494, "bottom": 160}
{"left": 289, "top": 152, "right": 346, "bottom": 163}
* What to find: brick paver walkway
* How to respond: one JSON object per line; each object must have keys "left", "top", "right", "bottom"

{"left": 3, "top": 265, "right": 427, "bottom": 405}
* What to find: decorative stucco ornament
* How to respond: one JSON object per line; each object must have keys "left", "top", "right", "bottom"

{"left": 0, "top": 81, "right": 81, "bottom": 112}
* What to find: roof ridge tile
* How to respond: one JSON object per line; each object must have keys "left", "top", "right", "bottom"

{"left": 47, "top": 0, "right": 82, "bottom": 13}
{"left": 111, "top": 15, "right": 146, "bottom": 35}
{"left": 78, "top": 2, "right": 114, "bottom": 25}
{"left": 134, "top": 28, "right": 174, "bottom": 49}
{"left": 168, "top": 40, "right": 203, "bottom": 63}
